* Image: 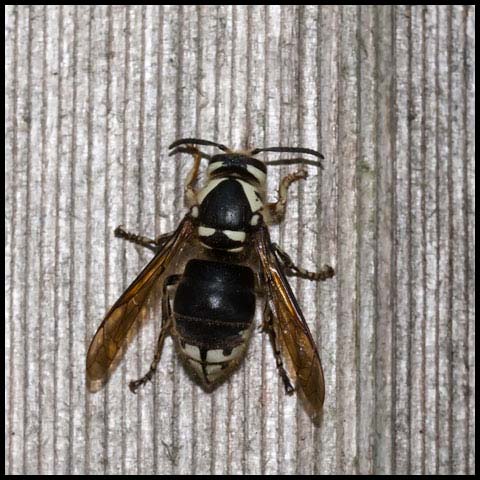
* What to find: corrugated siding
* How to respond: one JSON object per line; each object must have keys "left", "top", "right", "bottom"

{"left": 5, "top": 5, "right": 475, "bottom": 475}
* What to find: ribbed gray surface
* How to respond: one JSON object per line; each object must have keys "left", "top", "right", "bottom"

{"left": 5, "top": 5, "right": 475, "bottom": 475}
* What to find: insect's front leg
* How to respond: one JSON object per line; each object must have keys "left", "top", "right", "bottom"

{"left": 273, "top": 243, "right": 335, "bottom": 282}
{"left": 114, "top": 226, "right": 172, "bottom": 253}
{"left": 175, "top": 145, "right": 203, "bottom": 207}
{"left": 129, "top": 274, "right": 181, "bottom": 393}
{"left": 263, "top": 169, "right": 308, "bottom": 224}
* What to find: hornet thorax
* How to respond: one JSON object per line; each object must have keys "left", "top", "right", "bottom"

{"left": 192, "top": 153, "right": 266, "bottom": 253}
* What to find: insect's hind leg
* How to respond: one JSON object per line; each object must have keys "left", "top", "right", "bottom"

{"left": 273, "top": 243, "right": 335, "bottom": 281}
{"left": 114, "top": 226, "right": 172, "bottom": 253}
{"left": 262, "top": 303, "right": 294, "bottom": 395}
{"left": 129, "top": 274, "right": 182, "bottom": 393}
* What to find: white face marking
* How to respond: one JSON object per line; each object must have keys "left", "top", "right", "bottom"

{"left": 223, "top": 230, "right": 246, "bottom": 242}
{"left": 191, "top": 205, "right": 199, "bottom": 218}
{"left": 181, "top": 343, "right": 202, "bottom": 362}
{"left": 246, "top": 164, "right": 266, "bottom": 184}
{"left": 207, "top": 161, "right": 223, "bottom": 177}
{"left": 206, "top": 344, "right": 244, "bottom": 363}
{"left": 197, "top": 178, "right": 227, "bottom": 204}
{"left": 198, "top": 226, "right": 216, "bottom": 237}
{"left": 207, "top": 160, "right": 266, "bottom": 185}
{"left": 237, "top": 179, "right": 264, "bottom": 212}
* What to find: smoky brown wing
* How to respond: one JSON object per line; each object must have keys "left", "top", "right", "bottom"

{"left": 254, "top": 225, "right": 325, "bottom": 417}
{"left": 86, "top": 217, "right": 194, "bottom": 392}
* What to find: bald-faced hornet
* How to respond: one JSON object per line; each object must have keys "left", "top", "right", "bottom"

{"left": 86, "top": 138, "right": 334, "bottom": 422}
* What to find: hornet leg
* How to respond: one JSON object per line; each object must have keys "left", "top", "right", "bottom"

{"left": 129, "top": 274, "right": 182, "bottom": 393}
{"left": 114, "top": 226, "right": 172, "bottom": 253}
{"left": 179, "top": 145, "right": 202, "bottom": 207}
{"left": 263, "top": 169, "right": 308, "bottom": 224}
{"left": 273, "top": 243, "right": 335, "bottom": 281}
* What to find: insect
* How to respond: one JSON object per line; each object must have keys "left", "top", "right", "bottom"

{"left": 86, "top": 138, "right": 334, "bottom": 421}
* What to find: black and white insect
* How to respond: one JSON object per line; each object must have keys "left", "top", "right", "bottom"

{"left": 86, "top": 138, "right": 334, "bottom": 420}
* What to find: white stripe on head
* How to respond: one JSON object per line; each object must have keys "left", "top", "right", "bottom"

{"left": 207, "top": 160, "right": 266, "bottom": 185}
{"left": 207, "top": 161, "right": 223, "bottom": 177}
{"left": 246, "top": 164, "right": 266, "bottom": 184}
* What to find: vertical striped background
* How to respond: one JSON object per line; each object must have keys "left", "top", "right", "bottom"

{"left": 5, "top": 5, "right": 475, "bottom": 475}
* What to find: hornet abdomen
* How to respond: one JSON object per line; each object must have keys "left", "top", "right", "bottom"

{"left": 173, "top": 259, "right": 256, "bottom": 389}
